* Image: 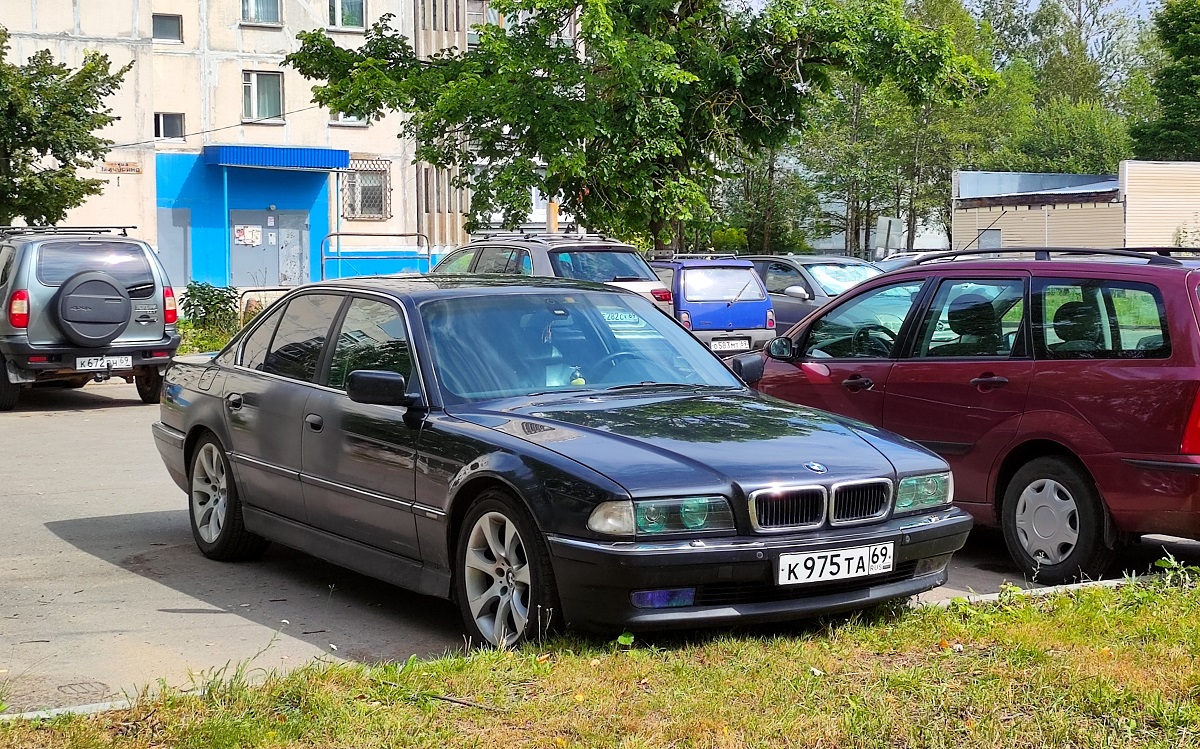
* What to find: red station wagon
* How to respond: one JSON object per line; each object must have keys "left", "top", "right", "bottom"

{"left": 737, "top": 248, "right": 1200, "bottom": 584}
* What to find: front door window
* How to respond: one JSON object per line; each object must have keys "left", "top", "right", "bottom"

{"left": 803, "top": 281, "right": 924, "bottom": 359}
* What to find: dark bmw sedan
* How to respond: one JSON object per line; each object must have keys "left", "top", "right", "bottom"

{"left": 152, "top": 276, "right": 971, "bottom": 647}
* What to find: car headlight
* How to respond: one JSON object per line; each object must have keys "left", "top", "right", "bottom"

{"left": 587, "top": 497, "right": 735, "bottom": 536}
{"left": 894, "top": 472, "right": 953, "bottom": 514}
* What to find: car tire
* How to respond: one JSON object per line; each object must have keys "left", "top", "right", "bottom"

{"left": 135, "top": 371, "right": 163, "bottom": 404}
{"left": 454, "top": 489, "right": 561, "bottom": 648}
{"left": 0, "top": 364, "right": 18, "bottom": 411}
{"left": 1001, "top": 456, "right": 1115, "bottom": 585}
{"left": 188, "top": 435, "right": 269, "bottom": 561}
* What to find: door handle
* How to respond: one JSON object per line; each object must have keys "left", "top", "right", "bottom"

{"left": 841, "top": 375, "right": 874, "bottom": 392}
{"left": 305, "top": 413, "right": 324, "bottom": 432}
{"left": 225, "top": 393, "right": 243, "bottom": 410}
{"left": 970, "top": 375, "right": 1009, "bottom": 390}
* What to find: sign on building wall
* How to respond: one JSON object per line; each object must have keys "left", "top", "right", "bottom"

{"left": 99, "top": 161, "right": 142, "bottom": 174}
{"left": 234, "top": 224, "right": 263, "bottom": 246}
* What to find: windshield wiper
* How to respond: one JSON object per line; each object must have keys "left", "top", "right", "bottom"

{"left": 728, "top": 276, "right": 757, "bottom": 304}
{"left": 524, "top": 387, "right": 594, "bottom": 397}
{"left": 603, "top": 382, "right": 734, "bottom": 392}
{"left": 610, "top": 275, "right": 646, "bottom": 282}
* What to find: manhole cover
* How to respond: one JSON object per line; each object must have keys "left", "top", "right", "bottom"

{"left": 56, "top": 681, "right": 110, "bottom": 698}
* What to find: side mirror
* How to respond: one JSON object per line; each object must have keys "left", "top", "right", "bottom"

{"left": 783, "top": 285, "right": 811, "bottom": 301}
{"left": 766, "top": 336, "right": 796, "bottom": 361}
{"left": 729, "top": 352, "right": 766, "bottom": 384}
{"left": 346, "top": 370, "right": 417, "bottom": 407}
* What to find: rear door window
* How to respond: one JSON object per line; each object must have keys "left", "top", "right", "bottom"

{"left": 912, "top": 279, "right": 1026, "bottom": 358}
{"left": 1034, "top": 279, "right": 1169, "bottom": 359}
{"left": 239, "top": 306, "right": 285, "bottom": 370}
{"left": 432, "top": 248, "right": 476, "bottom": 274}
{"left": 262, "top": 294, "right": 345, "bottom": 381}
{"left": 682, "top": 267, "right": 766, "bottom": 301}
{"left": 37, "top": 241, "right": 156, "bottom": 298}
{"left": 0, "top": 246, "right": 13, "bottom": 287}
{"left": 548, "top": 250, "right": 656, "bottom": 282}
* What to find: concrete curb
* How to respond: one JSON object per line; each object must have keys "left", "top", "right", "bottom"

{"left": 915, "top": 575, "right": 1132, "bottom": 609}
{"left": 0, "top": 699, "right": 131, "bottom": 722}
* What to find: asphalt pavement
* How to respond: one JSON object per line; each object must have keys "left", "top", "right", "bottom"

{"left": 3, "top": 381, "right": 1198, "bottom": 713}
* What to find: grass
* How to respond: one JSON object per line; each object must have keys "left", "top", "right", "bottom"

{"left": 176, "top": 320, "right": 236, "bottom": 355}
{"left": 4, "top": 564, "right": 1200, "bottom": 748}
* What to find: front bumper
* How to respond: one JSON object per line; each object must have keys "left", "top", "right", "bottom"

{"left": 547, "top": 507, "right": 972, "bottom": 632}
{"left": 0, "top": 333, "right": 180, "bottom": 378}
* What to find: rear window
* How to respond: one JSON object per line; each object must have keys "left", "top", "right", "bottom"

{"left": 805, "top": 263, "right": 881, "bottom": 296}
{"left": 682, "top": 267, "right": 766, "bottom": 302}
{"left": 548, "top": 250, "right": 656, "bottom": 282}
{"left": 37, "top": 241, "right": 155, "bottom": 298}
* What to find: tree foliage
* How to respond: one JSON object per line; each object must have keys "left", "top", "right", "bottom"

{"left": 0, "top": 28, "right": 131, "bottom": 226}
{"left": 1132, "top": 0, "right": 1200, "bottom": 161}
{"left": 287, "top": 0, "right": 991, "bottom": 250}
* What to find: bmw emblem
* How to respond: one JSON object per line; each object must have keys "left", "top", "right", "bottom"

{"left": 804, "top": 461, "right": 828, "bottom": 474}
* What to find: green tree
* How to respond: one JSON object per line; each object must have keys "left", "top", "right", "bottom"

{"left": 0, "top": 28, "right": 131, "bottom": 225}
{"left": 1002, "top": 96, "right": 1131, "bottom": 173}
{"left": 287, "top": 0, "right": 990, "bottom": 252}
{"left": 718, "top": 149, "right": 821, "bottom": 255}
{"left": 1132, "top": 0, "right": 1200, "bottom": 161}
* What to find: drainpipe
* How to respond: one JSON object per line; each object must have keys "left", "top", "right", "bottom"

{"left": 222, "top": 166, "right": 231, "bottom": 286}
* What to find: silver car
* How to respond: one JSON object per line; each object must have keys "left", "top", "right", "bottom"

{"left": 0, "top": 226, "right": 179, "bottom": 410}
{"left": 430, "top": 234, "right": 674, "bottom": 315}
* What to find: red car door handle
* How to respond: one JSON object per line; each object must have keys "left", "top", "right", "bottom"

{"left": 970, "top": 375, "right": 1009, "bottom": 389}
{"left": 841, "top": 375, "right": 874, "bottom": 391}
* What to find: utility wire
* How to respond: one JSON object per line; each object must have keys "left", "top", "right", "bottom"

{"left": 110, "top": 105, "right": 322, "bottom": 149}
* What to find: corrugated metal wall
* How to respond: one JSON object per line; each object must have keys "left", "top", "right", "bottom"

{"left": 951, "top": 203, "right": 1124, "bottom": 249}
{"left": 1121, "top": 161, "right": 1200, "bottom": 247}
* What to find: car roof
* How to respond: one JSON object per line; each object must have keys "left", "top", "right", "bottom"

{"left": 871, "top": 247, "right": 1200, "bottom": 276}
{"left": 651, "top": 258, "right": 755, "bottom": 268}
{"left": 310, "top": 273, "right": 624, "bottom": 301}
{"left": 740, "top": 254, "right": 873, "bottom": 264}
{"left": 467, "top": 233, "right": 637, "bottom": 251}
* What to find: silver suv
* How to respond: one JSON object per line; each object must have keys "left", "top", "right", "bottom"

{"left": 0, "top": 227, "right": 180, "bottom": 411}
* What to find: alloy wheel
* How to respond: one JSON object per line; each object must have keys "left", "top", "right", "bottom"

{"left": 191, "top": 443, "right": 228, "bottom": 544}
{"left": 462, "top": 511, "right": 531, "bottom": 647}
{"left": 1013, "top": 478, "right": 1079, "bottom": 565}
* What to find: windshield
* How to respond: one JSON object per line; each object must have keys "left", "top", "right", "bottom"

{"left": 421, "top": 291, "right": 741, "bottom": 403}
{"left": 548, "top": 250, "right": 657, "bottom": 282}
{"left": 806, "top": 263, "right": 881, "bottom": 296}
{"left": 37, "top": 241, "right": 155, "bottom": 298}
{"left": 683, "top": 267, "right": 766, "bottom": 302}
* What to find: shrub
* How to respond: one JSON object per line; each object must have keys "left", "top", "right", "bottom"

{"left": 180, "top": 282, "right": 239, "bottom": 330}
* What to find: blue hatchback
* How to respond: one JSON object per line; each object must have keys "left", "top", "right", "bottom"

{"left": 651, "top": 257, "right": 775, "bottom": 355}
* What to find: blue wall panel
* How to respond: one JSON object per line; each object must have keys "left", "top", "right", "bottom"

{"left": 156, "top": 153, "right": 330, "bottom": 286}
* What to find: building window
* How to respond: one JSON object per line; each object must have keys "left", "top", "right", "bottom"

{"left": 152, "top": 14, "right": 183, "bottom": 42}
{"left": 242, "top": 0, "right": 281, "bottom": 24}
{"left": 343, "top": 160, "right": 391, "bottom": 219}
{"left": 419, "top": 165, "right": 468, "bottom": 216}
{"left": 329, "top": 0, "right": 365, "bottom": 28}
{"left": 330, "top": 111, "right": 366, "bottom": 126}
{"left": 154, "top": 113, "right": 185, "bottom": 139}
{"left": 466, "top": 0, "right": 484, "bottom": 46}
{"left": 243, "top": 72, "right": 283, "bottom": 121}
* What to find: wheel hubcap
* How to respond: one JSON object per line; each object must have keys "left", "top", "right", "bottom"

{"left": 463, "top": 511, "right": 531, "bottom": 647}
{"left": 191, "top": 444, "right": 228, "bottom": 544}
{"left": 1014, "top": 478, "right": 1079, "bottom": 565}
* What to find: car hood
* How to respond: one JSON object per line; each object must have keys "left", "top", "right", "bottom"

{"left": 451, "top": 390, "right": 938, "bottom": 497}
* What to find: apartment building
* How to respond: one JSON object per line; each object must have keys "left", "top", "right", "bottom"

{"left": 4, "top": 0, "right": 479, "bottom": 287}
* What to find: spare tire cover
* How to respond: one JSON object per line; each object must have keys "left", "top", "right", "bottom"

{"left": 53, "top": 271, "right": 132, "bottom": 347}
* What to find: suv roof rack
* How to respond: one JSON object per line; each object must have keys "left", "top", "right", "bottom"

{"left": 668, "top": 253, "right": 738, "bottom": 260}
{"left": 0, "top": 225, "right": 135, "bottom": 238}
{"left": 910, "top": 246, "right": 1183, "bottom": 267}
{"left": 470, "top": 231, "right": 628, "bottom": 245}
